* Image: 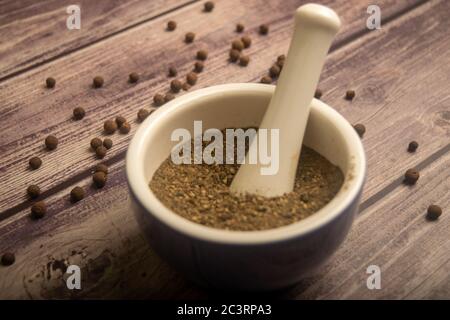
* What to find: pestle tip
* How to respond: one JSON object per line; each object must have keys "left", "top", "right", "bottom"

{"left": 295, "top": 4, "right": 341, "bottom": 32}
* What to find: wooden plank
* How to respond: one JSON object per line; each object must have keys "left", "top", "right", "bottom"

{"left": 1, "top": 0, "right": 448, "bottom": 299}
{"left": 0, "top": 0, "right": 427, "bottom": 214}
{"left": 0, "top": 0, "right": 196, "bottom": 80}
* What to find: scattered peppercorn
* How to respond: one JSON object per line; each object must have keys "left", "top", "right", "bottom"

{"left": 103, "top": 138, "right": 113, "bottom": 149}
{"left": 119, "top": 122, "right": 131, "bottom": 134}
{"left": 353, "top": 124, "right": 365, "bottom": 138}
{"left": 408, "top": 141, "right": 419, "bottom": 153}
{"left": 242, "top": 36, "right": 252, "bottom": 48}
{"left": 426, "top": 205, "right": 442, "bottom": 221}
{"left": 196, "top": 50, "right": 208, "bottom": 61}
{"left": 46, "top": 77, "right": 56, "bottom": 88}
{"left": 93, "top": 76, "right": 104, "bottom": 88}
{"left": 314, "top": 89, "right": 322, "bottom": 99}
{"left": 115, "top": 116, "right": 126, "bottom": 128}
{"left": 153, "top": 93, "right": 165, "bottom": 106}
{"left": 27, "top": 185, "right": 41, "bottom": 199}
{"left": 345, "top": 89, "right": 355, "bottom": 100}
{"left": 31, "top": 201, "right": 46, "bottom": 220}
{"left": 137, "top": 109, "right": 150, "bottom": 121}
{"left": 194, "top": 61, "right": 204, "bottom": 73}
{"left": 170, "top": 79, "right": 182, "bottom": 93}
{"left": 94, "top": 164, "right": 108, "bottom": 174}
{"left": 73, "top": 107, "right": 85, "bottom": 120}
{"left": 165, "top": 93, "right": 175, "bottom": 102}
{"left": 182, "top": 82, "right": 191, "bottom": 91}
{"left": 229, "top": 49, "right": 240, "bottom": 62}
{"left": 260, "top": 76, "right": 272, "bottom": 84}
{"left": 45, "top": 135, "right": 58, "bottom": 150}
{"left": 70, "top": 186, "right": 85, "bottom": 203}
{"left": 90, "top": 137, "right": 103, "bottom": 150}
{"left": 204, "top": 1, "right": 214, "bottom": 12}
{"left": 186, "top": 72, "right": 198, "bottom": 85}
{"left": 276, "top": 58, "right": 285, "bottom": 69}
{"left": 29, "top": 157, "right": 42, "bottom": 170}
{"left": 239, "top": 55, "right": 250, "bottom": 66}
{"left": 232, "top": 39, "right": 244, "bottom": 51}
{"left": 1, "top": 252, "right": 15, "bottom": 266}
{"left": 104, "top": 119, "right": 117, "bottom": 134}
{"left": 404, "top": 168, "right": 420, "bottom": 185}
{"left": 269, "top": 64, "right": 281, "bottom": 78}
{"left": 277, "top": 54, "right": 286, "bottom": 62}
{"left": 185, "top": 32, "right": 195, "bottom": 43}
{"left": 95, "top": 146, "right": 107, "bottom": 159}
{"left": 259, "top": 24, "right": 269, "bottom": 35}
{"left": 168, "top": 67, "right": 177, "bottom": 77}
{"left": 236, "top": 23, "right": 244, "bottom": 33}
{"left": 167, "top": 20, "right": 177, "bottom": 31}
{"left": 129, "top": 72, "right": 139, "bottom": 83}
{"left": 93, "top": 172, "right": 107, "bottom": 188}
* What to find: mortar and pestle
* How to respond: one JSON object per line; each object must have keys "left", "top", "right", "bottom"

{"left": 127, "top": 4, "right": 366, "bottom": 290}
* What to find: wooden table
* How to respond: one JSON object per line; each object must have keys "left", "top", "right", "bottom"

{"left": 0, "top": 0, "right": 448, "bottom": 299}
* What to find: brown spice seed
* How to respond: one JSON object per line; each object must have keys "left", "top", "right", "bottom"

{"left": 153, "top": 93, "right": 165, "bottom": 106}
{"left": 29, "top": 157, "right": 42, "bottom": 170}
{"left": 239, "top": 55, "right": 250, "bottom": 66}
{"left": 46, "top": 77, "right": 56, "bottom": 88}
{"left": 277, "top": 54, "right": 286, "bottom": 62}
{"left": 168, "top": 67, "right": 177, "bottom": 77}
{"left": 93, "top": 76, "right": 104, "bottom": 88}
{"left": 276, "top": 58, "right": 284, "bottom": 69}
{"left": 27, "top": 185, "right": 41, "bottom": 199}
{"left": 353, "top": 124, "right": 365, "bottom": 138}
{"left": 259, "top": 24, "right": 269, "bottom": 35}
{"left": 241, "top": 36, "right": 252, "bottom": 48}
{"left": 73, "top": 107, "right": 85, "bottom": 120}
{"left": 231, "top": 39, "right": 244, "bottom": 51}
{"left": 103, "top": 138, "right": 113, "bottom": 149}
{"left": 137, "top": 109, "right": 150, "bottom": 121}
{"left": 314, "top": 89, "right": 322, "bottom": 99}
{"left": 269, "top": 64, "right": 281, "bottom": 78}
{"left": 70, "top": 186, "right": 85, "bottom": 203}
{"left": 170, "top": 79, "right": 182, "bottom": 93}
{"left": 185, "top": 32, "right": 195, "bottom": 43}
{"left": 345, "top": 89, "right": 355, "bottom": 100}
{"left": 119, "top": 122, "right": 131, "bottom": 134}
{"left": 167, "top": 20, "right": 176, "bottom": 31}
{"left": 186, "top": 72, "right": 197, "bottom": 85}
{"left": 94, "top": 164, "right": 108, "bottom": 174}
{"left": 182, "top": 82, "right": 191, "bottom": 91}
{"left": 426, "top": 205, "right": 442, "bottom": 221}
{"left": 1, "top": 252, "right": 15, "bottom": 266}
{"left": 165, "top": 93, "right": 175, "bottom": 102}
{"left": 45, "top": 135, "right": 58, "bottom": 150}
{"left": 408, "top": 141, "right": 419, "bottom": 152}
{"left": 90, "top": 137, "right": 102, "bottom": 150}
{"left": 95, "top": 146, "right": 107, "bottom": 159}
{"left": 260, "top": 76, "right": 272, "bottom": 84}
{"left": 196, "top": 50, "right": 208, "bottom": 61}
{"left": 194, "top": 61, "right": 204, "bottom": 73}
{"left": 204, "top": 1, "right": 214, "bottom": 12}
{"left": 31, "top": 201, "right": 46, "bottom": 219}
{"left": 104, "top": 119, "right": 117, "bottom": 134}
{"left": 404, "top": 168, "right": 420, "bottom": 185}
{"left": 115, "top": 116, "right": 126, "bottom": 128}
{"left": 229, "top": 49, "right": 240, "bottom": 62}
{"left": 129, "top": 72, "right": 139, "bottom": 83}
{"left": 236, "top": 23, "right": 244, "bottom": 33}
{"left": 93, "top": 172, "right": 107, "bottom": 188}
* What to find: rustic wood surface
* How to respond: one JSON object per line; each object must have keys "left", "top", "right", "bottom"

{"left": 0, "top": 0, "right": 448, "bottom": 299}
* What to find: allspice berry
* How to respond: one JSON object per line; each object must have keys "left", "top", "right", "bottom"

{"left": 115, "top": 116, "right": 126, "bottom": 128}
{"left": 95, "top": 146, "right": 107, "bottom": 159}
{"left": 164, "top": 93, "right": 175, "bottom": 102}
{"left": 239, "top": 55, "right": 250, "bottom": 67}
{"left": 167, "top": 20, "right": 177, "bottom": 31}
{"left": 260, "top": 76, "right": 272, "bottom": 84}
{"left": 153, "top": 93, "right": 165, "bottom": 106}
{"left": 119, "top": 122, "right": 131, "bottom": 134}
{"left": 241, "top": 36, "right": 251, "bottom": 48}
{"left": 196, "top": 50, "right": 208, "bottom": 61}
{"left": 45, "top": 135, "right": 58, "bottom": 150}
{"left": 170, "top": 79, "right": 182, "bottom": 93}
{"left": 185, "top": 32, "right": 195, "bottom": 43}
{"left": 182, "top": 82, "right": 191, "bottom": 91}
{"left": 46, "top": 77, "right": 56, "bottom": 88}
{"left": 31, "top": 201, "right": 46, "bottom": 220}
{"left": 137, "top": 109, "right": 150, "bottom": 121}
{"left": 129, "top": 72, "right": 139, "bottom": 83}
{"left": 259, "top": 24, "right": 269, "bottom": 35}
{"left": 426, "top": 205, "right": 442, "bottom": 221}
{"left": 1, "top": 252, "right": 15, "bottom": 266}
{"left": 93, "top": 76, "right": 104, "bottom": 88}
{"left": 314, "top": 89, "right": 322, "bottom": 99}
{"left": 408, "top": 141, "right": 419, "bottom": 153}
{"left": 204, "top": 1, "right": 214, "bottom": 12}
{"left": 29, "top": 157, "right": 42, "bottom": 170}
{"left": 93, "top": 172, "right": 107, "bottom": 188}
{"left": 277, "top": 59, "right": 285, "bottom": 69}
{"left": 103, "top": 138, "right": 113, "bottom": 149}
{"left": 269, "top": 64, "right": 281, "bottom": 78}
{"left": 186, "top": 72, "right": 197, "bottom": 85}
{"left": 94, "top": 164, "right": 108, "bottom": 174}
{"left": 236, "top": 23, "right": 245, "bottom": 33}
{"left": 232, "top": 39, "right": 244, "bottom": 51}
{"left": 104, "top": 119, "right": 117, "bottom": 134}
{"left": 353, "top": 124, "right": 365, "bottom": 138}
{"left": 168, "top": 67, "right": 177, "bottom": 77}
{"left": 345, "top": 89, "right": 355, "bottom": 100}
{"left": 404, "top": 168, "right": 419, "bottom": 185}
{"left": 90, "top": 137, "right": 103, "bottom": 150}
{"left": 27, "top": 185, "right": 41, "bottom": 199}
{"left": 70, "top": 186, "right": 85, "bottom": 203}
{"left": 229, "top": 49, "right": 240, "bottom": 62}
{"left": 194, "top": 61, "right": 204, "bottom": 73}
{"left": 73, "top": 107, "right": 85, "bottom": 120}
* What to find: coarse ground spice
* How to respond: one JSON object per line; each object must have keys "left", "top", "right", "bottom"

{"left": 27, "top": 185, "right": 41, "bottom": 199}
{"left": 90, "top": 137, "right": 102, "bottom": 150}
{"left": 45, "top": 135, "right": 58, "bottom": 150}
{"left": 150, "top": 130, "right": 344, "bottom": 231}
{"left": 29, "top": 157, "right": 42, "bottom": 170}
{"left": 1, "top": 252, "right": 15, "bottom": 266}
{"left": 46, "top": 77, "right": 56, "bottom": 88}
{"left": 73, "top": 107, "right": 85, "bottom": 120}
{"left": 31, "top": 201, "right": 46, "bottom": 219}
{"left": 103, "top": 138, "right": 113, "bottom": 149}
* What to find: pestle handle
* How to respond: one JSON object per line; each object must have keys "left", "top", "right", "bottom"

{"left": 230, "top": 4, "right": 341, "bottom": 197}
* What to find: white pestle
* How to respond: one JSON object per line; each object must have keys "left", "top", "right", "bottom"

{"left": 230, "top": 4, "right": 341, "bottom": 197}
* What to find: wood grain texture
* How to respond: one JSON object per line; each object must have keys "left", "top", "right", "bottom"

{"left": 0, "top": 0, "right": 196, "bottom": 80}
{"left": 1, "top": 0, "right": 448, "bottom": 299}
{"left": 0, "top": 0, "right": 428, "bottom": 214}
